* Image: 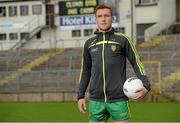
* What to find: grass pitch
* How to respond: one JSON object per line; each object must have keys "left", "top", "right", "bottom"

{"left": 0, "top": 102, "right": 179, "bottom": 122}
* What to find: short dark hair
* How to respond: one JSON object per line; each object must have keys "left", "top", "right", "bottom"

{"left": 95, "top": 5, "right": 112, "bottom": 16}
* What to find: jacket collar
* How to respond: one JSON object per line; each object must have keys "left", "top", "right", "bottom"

{"left": 94, "top": 28, "right": 115, "bottom": 35}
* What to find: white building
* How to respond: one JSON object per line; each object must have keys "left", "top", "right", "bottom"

{"left": 0, "top": 0, "right": 177, "bottom": 50}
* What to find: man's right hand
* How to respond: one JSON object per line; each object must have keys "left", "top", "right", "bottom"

{"left": 77, "top": 98, "right": 87, "bottom": 114}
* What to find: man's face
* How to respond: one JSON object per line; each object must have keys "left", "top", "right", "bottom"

{"left": 96, "top": 8, "right": 113, "bottom": 32}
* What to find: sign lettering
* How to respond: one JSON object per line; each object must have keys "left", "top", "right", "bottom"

{"left": 59, "top": 14, "right": 119, "bottom": 29}
{"left": 59, "top": 0, "right": 98, "bottom": 15}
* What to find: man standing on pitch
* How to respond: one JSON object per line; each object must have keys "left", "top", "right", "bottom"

{"left": 77, "top": 5, "right": 151, "bottom": 122}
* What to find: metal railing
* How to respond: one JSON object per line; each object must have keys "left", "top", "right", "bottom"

{"left": 11, "top": 15, "right": 45, "bottom": 50}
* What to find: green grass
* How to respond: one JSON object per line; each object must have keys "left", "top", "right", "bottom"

{"left": 129, "top": 102, "right": 180, "bottom": 122}
{"left": 0, "top": 102, "right": 179, "bottom": 122}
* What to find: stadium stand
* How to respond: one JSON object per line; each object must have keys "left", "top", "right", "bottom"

{"left": 0, "top": 48, "right": 67, "bottom": 85}
{"left": 34, "top": 48, "right": 81, "bottom": 70}
{"left": 0, "top": 48, "right": 79, "bottom": 101}
{"left": 138, "top": 36, "right": 162, "bottom": 48}
{"left": 137, "top": 34, "right": 180, "bottom": 101}
{"left": 0, "top": 34, "right": 179, "bottom": 102}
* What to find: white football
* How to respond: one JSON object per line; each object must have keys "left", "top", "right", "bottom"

{"left": 123, "top": 77, "right": 143, "bottom": 99}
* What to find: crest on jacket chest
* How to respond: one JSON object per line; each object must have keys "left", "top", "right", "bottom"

{"left": 111, "top": 45, "right": 116, "bottom": 52}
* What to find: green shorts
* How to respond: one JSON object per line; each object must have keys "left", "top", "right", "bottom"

{"left": 89, "top": 100, "right": 130, "bottom": 122}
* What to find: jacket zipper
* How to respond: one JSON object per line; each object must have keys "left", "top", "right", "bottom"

{"left": 102, "top": 32, "right": 107, "bottom": 102}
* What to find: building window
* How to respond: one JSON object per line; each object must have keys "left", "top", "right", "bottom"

{"left": 20, "top": 5, "right": 29, "bottom": 16}
{"left": 32, "top": 5, "right": 42, "bottom": 15}
{"left": 9, "top": 33, "right": 18, "bottom": 40}
{"left": 136, "top": 0, "right": 158, "bottom": 5}
{"left": 36, "top": 31, "right": 41, "bottom": 39}
{"left": 72, "top": 30, "right": 81, "bottom": 37}
{"left": 0, "top": 6, "right": 6, "bottom": 17}
{"left": 0, "top": 34, "right": 7, "bottom": 40}
{"left": 84, "top": 29, "right": 93, "bottom": 36}
{"left": 9, "top": 6, "right": 17, "bottom": 16}
{"left": 20, "top": 32, "right": 29, "bottom": 40}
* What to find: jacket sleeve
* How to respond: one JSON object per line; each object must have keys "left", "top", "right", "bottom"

{"left": 77, "top": 41, "right": 92, "bottom": 100}
{"left": 124, "top": 36, "right": 151, "bottom": 91}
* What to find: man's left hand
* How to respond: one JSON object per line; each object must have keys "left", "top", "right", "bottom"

{"left": 133, "top": 87, "right": 148, "bottom": 100}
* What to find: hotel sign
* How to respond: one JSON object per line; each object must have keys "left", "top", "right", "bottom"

{"left": 60, "top": 14, "right": 119, "bottom": 29}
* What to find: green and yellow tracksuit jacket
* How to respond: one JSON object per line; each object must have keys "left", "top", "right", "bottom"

{"left": 78, "top": 28, "right": 151, "bottom": 102}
